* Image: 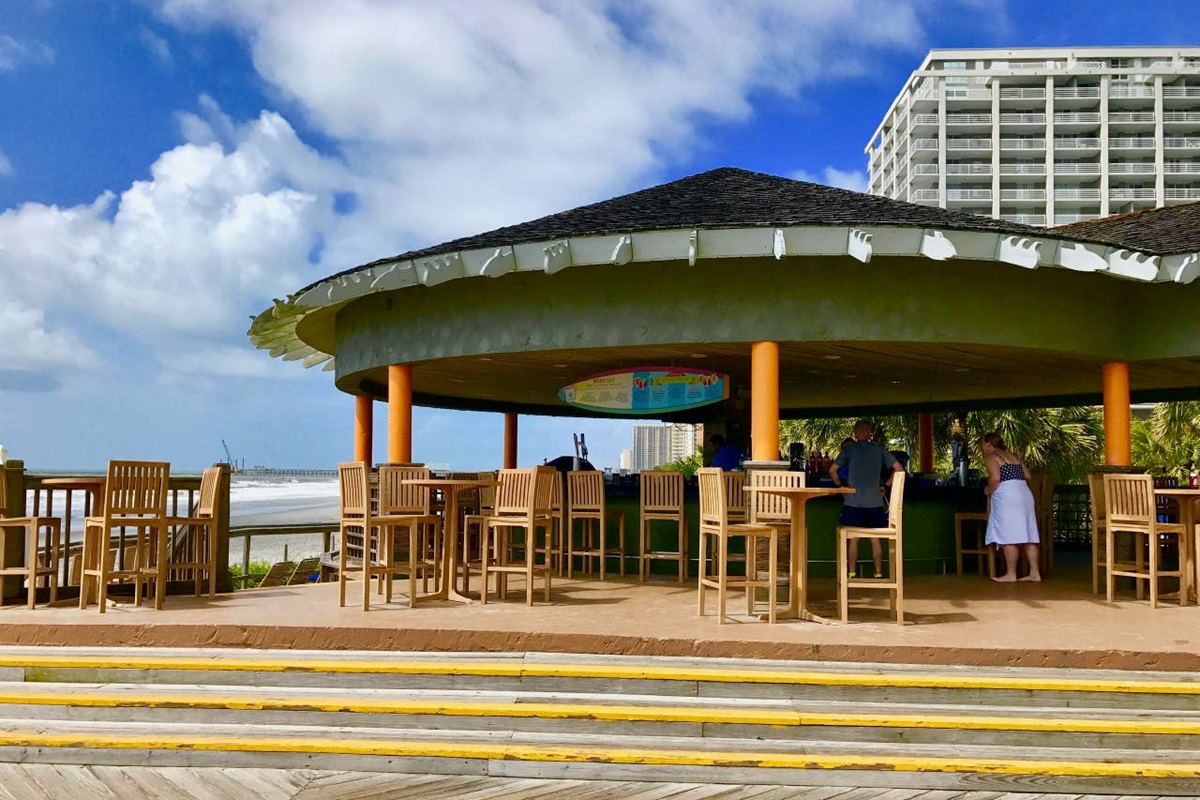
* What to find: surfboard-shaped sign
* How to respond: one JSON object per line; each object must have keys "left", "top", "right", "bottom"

{"left": 558, "top": 367, "right": 728, "bottom": 415}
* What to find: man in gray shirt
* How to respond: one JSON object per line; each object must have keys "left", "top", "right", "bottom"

{"left": 829, "top": 420, "right": 904, "bottom": 578}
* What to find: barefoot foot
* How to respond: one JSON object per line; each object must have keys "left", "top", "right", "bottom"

{"left": 1019, "top": 574, "right": 1042, "bottom": 582}
{"left": 992, "top": 574, "right": 1017, "bottom": 583}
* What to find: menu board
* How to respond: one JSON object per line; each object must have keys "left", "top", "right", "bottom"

{"left": 558, "top": 367, "right": 728, "bottom": 414}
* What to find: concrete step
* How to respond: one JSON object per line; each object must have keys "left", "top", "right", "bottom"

{"left": 1, "top": 717, "right": 1197, "bottom": 795}
{"left": 5, "top": 681, "right": 1195, "bottom": 750}
{"left": 5, "top": 647, "right": 1197, "bottom": 709}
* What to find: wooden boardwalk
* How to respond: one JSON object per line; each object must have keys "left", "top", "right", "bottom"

{"left": 0, "top": 766, "right": 1173, "bottom": 800}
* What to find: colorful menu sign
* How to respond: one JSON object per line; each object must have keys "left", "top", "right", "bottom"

{"left": 558, "top": 367, "right": 728, "bottom": 415}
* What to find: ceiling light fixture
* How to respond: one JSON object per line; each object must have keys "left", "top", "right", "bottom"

{"left": 552, "top": 364, "right": 568, "bottom": 368}
{"left": 690, "top": 353, "right": 707, "bottom": 359}
{"left": 824, "top": 354, "right": 842, "bottom": 360}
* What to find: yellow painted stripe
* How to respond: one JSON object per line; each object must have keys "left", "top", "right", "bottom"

{"left": 1, "top": 732, "right": 1197, "bottom": 778}
{"left": 8, "top": 654, "right": 1198, "bottom": 695}
{"left": 1, "top": 690, "right": 1194, "bottom": 735}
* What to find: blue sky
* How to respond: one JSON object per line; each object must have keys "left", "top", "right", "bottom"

{"left": 0, "top": 1, "right": 1195, "bottom": 471}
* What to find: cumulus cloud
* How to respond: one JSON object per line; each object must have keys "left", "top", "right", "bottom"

{"left": 791, "top": 166, "right": 870, "bottom": 193}
{"left": 0, "top": 34, "right": 55, "bottom": 71}
{"left": 0, "top": 104, "right": 350, "bottom": 377}
{"left": 0, "top": 299, "right": 99, "bottom": 370}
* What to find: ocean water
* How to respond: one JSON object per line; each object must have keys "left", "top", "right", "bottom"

{"left": 27, "top": 472, "right": 341, "bottom": 570}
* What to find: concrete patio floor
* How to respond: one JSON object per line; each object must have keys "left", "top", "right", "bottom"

{"left": 2, "top": 558, "right": 1196, "bottom": 671}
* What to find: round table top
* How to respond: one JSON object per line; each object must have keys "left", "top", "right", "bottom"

{"left": 400, "top": 478, "right": 496, "bottom": 488}
{"left": 40, "top": 476, "right": 107, "bottom": 489}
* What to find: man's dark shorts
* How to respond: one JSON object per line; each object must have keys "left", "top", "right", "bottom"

{"left": 840, "top": 506, "right": 888, "bottom": 528}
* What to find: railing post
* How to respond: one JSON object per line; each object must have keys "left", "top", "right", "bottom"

{"left": 213, "top": 462, "right": 233, "bottom": 593}
{"left": 2, "top": 460, "right": 27, "bottom": 602}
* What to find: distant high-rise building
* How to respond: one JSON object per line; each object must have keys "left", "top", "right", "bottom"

{"left": 867, "top": 47, "right": 1200, "bottom": 227}
{"left": 631, "top": 423, "right": 696, "bottom": 472}
{"left": 619, "top": 449, "right": 632, "bottom": 471}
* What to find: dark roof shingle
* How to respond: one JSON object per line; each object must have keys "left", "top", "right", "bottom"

{"left": 1053, "top": 202, "right": 1200, "bottom": 256}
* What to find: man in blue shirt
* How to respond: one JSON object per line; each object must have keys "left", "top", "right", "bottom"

{"left": 707, "top": 434, "right": 742, "bottom": 471}
{"left": 829, "top": 420, "right": 904, "bottom": 578}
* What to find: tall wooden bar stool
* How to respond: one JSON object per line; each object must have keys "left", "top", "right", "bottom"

{"left": 837, "top": 472, "right": 906, "bottom": 625}
{"left": 746, "top": 469, "right": 805, "bottom": 597}
{"left": 1104, "top": 473, "right": 1184, "bottom": 608}
{"left": 460, "top": 472, "right": 496, "bottom": 592}
{"left": 482, "top": 466, "right": 556, "bottom": 605}
{"left": 566, "top": 470, "right": 625, "bottom": 579}
{"left": 639, "top": 471, "right": 687, "bottom": 582}
{"left": 1086, "top": 472, "right": 1108, "bottom": 594}
{"left": 80, "top": 460, "right": 170, "bottom": 613}
{"left": 0, "top": 469, "right": 61, "bottom": 609}
{"left": 376, "top": 465, "right": 442, "bottom": 607}
{"left": 697, "top": 468, "right": 779, "bottom": 623}
{"left": 954, "top": 498, "right": 995, "bottom": 578}
{"left": 162, "top": 465, "right": 221, "bottom": 597}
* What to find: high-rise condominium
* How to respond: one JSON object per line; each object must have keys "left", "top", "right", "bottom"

{"left": 867, "top": 47, "right": 1200, "bottom": 226}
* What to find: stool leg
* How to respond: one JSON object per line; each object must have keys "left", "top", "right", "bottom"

{"left": 717, "top": 534, "right": 728, "bottom": 624}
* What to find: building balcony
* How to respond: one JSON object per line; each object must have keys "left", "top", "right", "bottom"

{"left": 1054, "top": 137, "right": 1100, "bottom": 150}
{"left": 945, "top": 163, "right": 992, "bottom": 175}
{"left": 945, "top": 189, "right": 993, "bottom": 201}
{"left": 944, "top": 86, "right": 992, "bottom": 101}
{"left": 1055, "top": 188, "right": 1102, "bottom": 201}
{"left": 1054, "top": 87, "right": 1101, "bottom": 99}
{"left": 1108, "top": 137, "right": 1156, "bottom": 149}
{"left": 1163, "top": 111, "right": 1200, "bottom": 124}
{"left": 1052, "top": 112, "right": 1099, "bottom": 124}
{"left": 1109, "top": 86, "right": 1155, "bottom": 99}
{"left": 1110, "top": 162, "right": 1157, "bottom": 174}
{"left": 1053, "top": 213, "right": 1100, "bottom": 225}
{"left": 1109, "top": 188, "right": 1157, "bottom": 200}
{"left": 912, "top": 164, "right": 940, "bottom": 176}
{"left": 1164, "top": 137, "right": 1200, "bottom": 149}
{"left": 1163, "top": 86, "right": 1200, "bottom": 99}
{"left": 1000, "top": 213, "right": 1046, "bottom": 225}
{"left": 912, "top": 189, "right": 941, "bottom": 202}
{"left": 999, "top": 189, "right": 1046, "bottom": 201}
{"left": 999, "top": 87, "right": 1045, "bottom": 100}
{"left": 1165, "top": 187, "right": 1200, "bottom": 200}
{"left": 999, "top": 112, "right": 1047, "bottom": 125}
{"left": 946, "top": 113, "right": 992, "bottom": 125}
{"left": 1164, "top": 161, "right": 1200, "bottom": 174}
{"left": 1054, "top": 163, "right": 1101, "bottom": 175}
{"left": 1109, "top": 111, "right": 1157, "bottom": 124}
{"left": 912, "top": 113, "right": 940, "bottom": 126}
{"left": 999, "top": 138, "right": 1046, "bottom": 150}
{"left": 912, "top": 139, "right": 940, "bottom": 151}
{"left": 946, "top": 138, "right": 993, "bottom": 150}
{"left": 999, "top": 163, "right": 1047, "bottom": 176}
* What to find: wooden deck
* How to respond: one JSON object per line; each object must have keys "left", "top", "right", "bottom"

{"left": 0, "top": 765, "right": 1182, "bottom": 800}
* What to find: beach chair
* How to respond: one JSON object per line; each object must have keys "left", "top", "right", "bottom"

{"left": 639, "top": 471, "right": 687, "bottom": 582}
{"left": 0, "top": 468, "right": 61, "bottom": 609}
{"left": 697, "top": 468, "right": 779, "bottom": 624}
{"left": 257, "top": 561, "right": 296, "bottom": 588}
{"left": 1104, "top": 473, "right": 1184, "bottom": 608}
{"left": 481, "top": 466, "right": 556, "bottom": 605}
{"left": 163, "top": 466, "right": 221, "bottom": 597}
{"left": 80, "top": 460, "right": 170, "bottom": 613}
{"left": 287, "top": 556, "right": 321, "bottom": 585}
{"left": 837, "top": 472, "right": 906, "bottom": 625}
{"left": 566, "top": 470, "right": 625, "bottom": 579}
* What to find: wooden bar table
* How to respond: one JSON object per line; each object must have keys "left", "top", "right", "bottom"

{"left": 401, "top": 478, "right": 495, "bottom": 604}
{"left": 39, "top": 476, "right": 107, "bottom": 587}
{"left": 1155, "top": 487, "right": 1200, "bottom": 604}
{"left": 746, "top": 486, "right": 852, "bottom": 624}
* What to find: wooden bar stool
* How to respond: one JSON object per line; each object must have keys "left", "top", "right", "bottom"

{"left": 954, "top": 499, "right": 994, "bottom": 578}
{"left": 162, "top": 465, "right": 222, "bottom": 597}
{"left": 1086, "top": 472, "right": 1108, "bottom": 595}
{"left": 1104, "top": 473, "right": 1184, "bottom": 608}
{"left": 0, "top": 469, "right": 61, "bottom": 609}
{"left": 697, "top": 468, "right": 779, "bottom": 623}
{"left": 566, "top": 470, "right": 625, "bottom": 579}
{"left": 376, "top": 465, "right": 442, "bottom": 607}
{"left": 639, "top": 471, "right": 687, "bottom": 582}
{"left": 746, "top": 469, "right": 805, "bottom": 595}
{"left": 837, "top": 472, "right": 906, "bottom": 625}
{"left": 482, "top": 466, "right": 556, "bottom": 605}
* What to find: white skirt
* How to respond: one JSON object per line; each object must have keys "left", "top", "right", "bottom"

{"left": 985, "top": 480, "right": 1040, "bottom": 546}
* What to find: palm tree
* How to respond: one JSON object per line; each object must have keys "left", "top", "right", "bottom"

{"left": 1133, "top": 402, "right": 1200, "bottom": 480}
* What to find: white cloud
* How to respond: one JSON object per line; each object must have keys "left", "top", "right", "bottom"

{"left": 790, "top": 166, "right": 870, "bottom": 193}
{"left": 138, "top": 27, "right": 174, "bottom": 68}
{"left": 0, "top": 105, "right": 351, "bottom": 377}
{"left": 0, "top": 34, "right": 55, "bottom": 71}
{"left": 0, "top": 150, "right": 11, "bottom": 177}
{"left": 0, "top": 299, "right": 99, "bottom": 369}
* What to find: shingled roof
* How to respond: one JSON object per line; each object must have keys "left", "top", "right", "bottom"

{"left": 310, "top": 167, "right": 1052, "bottom": 290}
{"left": 1053, "top": 202, "right": 1200, "bottom": 256}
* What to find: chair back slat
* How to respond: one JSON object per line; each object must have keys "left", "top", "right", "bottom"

{"left": 533, "top": 466, "right": 557, "bottom": 518}
{"left": 747, "top": 470, "right": 805, "bottom": 523}
{"left": 550, "top": 472, "right": 563, "bottom": 512}
{"left": 495, "top": 469, "right": 535, "bottom": 515}
{"left": 722, "top": 472, "right": 745, "bottom": 519}
{"left": 338, "top": 462, "right": 371, "bottom": 520}
{"left": 477, "top": 472, "right": 497, "bottom": 510}
{"left": 887, "top": 471, "right": 907, "bottom": 529}
{"left": 194, "top": 466, "right": 222, "bottom": 518}
{"left": 568, "top": 471, "right": 605, "bottom": 513}
{"left": 377, "top": 466, "right": 432, "bottom": 515}
{"left": 1104, "top": 473, "right": 1154, "bottom": 527}
{"left": 104, "top": 460, "right": 170, "bottom": 519}
{"left": 640, "top": 471, "right": 683, "bottom": 512}
{"left": 697, "top": 468, "right": 726, "bottom": 527}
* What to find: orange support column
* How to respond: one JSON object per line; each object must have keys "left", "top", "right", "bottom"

{"left": 503, "top": 413, "right": 518, "bottom": 469}
{"left": 388, "top": 364, "right": 413, "bottom": 464}
{"left": 918, "top": 413, "right": 934, "bottom": 474}
{"left": 1103, "top": 362, "right": 1131, "bottom": 467}
{"left": 354, "top": 395, "right": 373, "bottom": 465}
{"left": 750, "top": 341, "right": 780, "bottom": 462}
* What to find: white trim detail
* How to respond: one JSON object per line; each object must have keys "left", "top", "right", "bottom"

{"left": 610, "top": 234, "right": 633, "bottom": 265}
{"left": 479, "top": 247, "right": 517, "bottom": 278}
{"left": 1161, "top": 252, "right": 1200, "bottom": 284}
{"left": 418, "top": 252, "right": 464, "bottom": 286}
{"left": 996, "top": 236, "right": 1043, "bottom": 269}
{"left": 543, "top": 240, "right": 572, "bottom": 274}
{"left": 1105, "top": 249, "right": 1160, "bottom": 282}
{"left": 920, "top": 229, "right": 957, "bottom": 261}
{"left": 1053, "top": 242, "right": 1108, "bottom": 273}
{"left": 773, "top": 228, "right": 787, "bottom": 260}
{"left": 847, "top": 228, "right": 874, "bottom": 263}
{"left": 688, "top": 229, "right": 699, "bottom": 266}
